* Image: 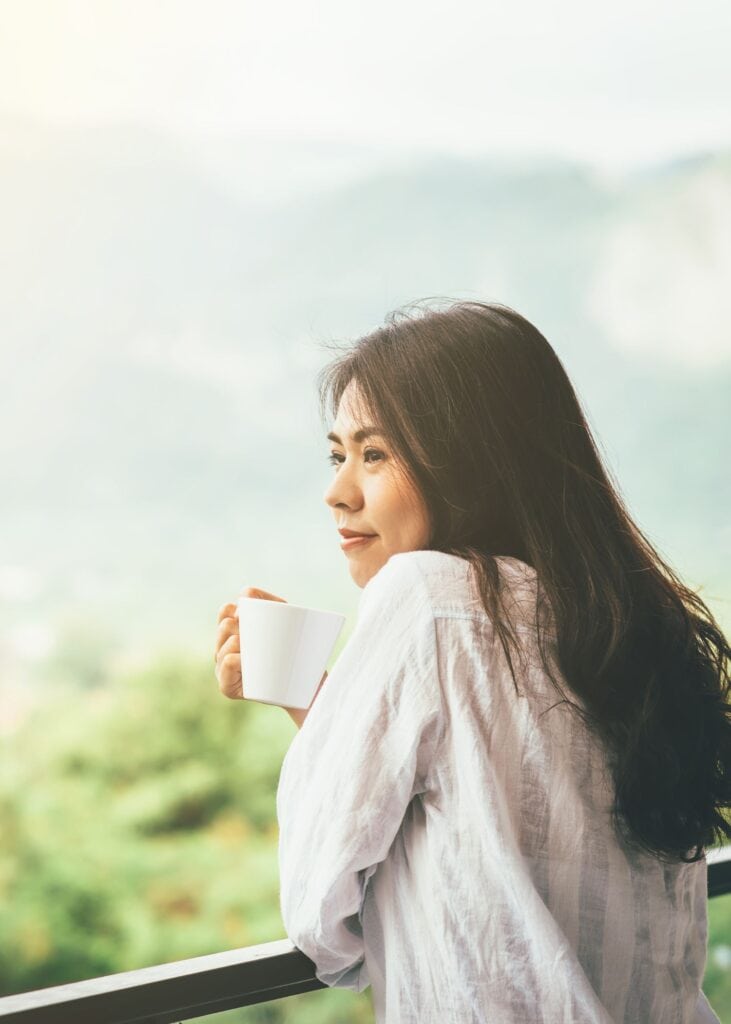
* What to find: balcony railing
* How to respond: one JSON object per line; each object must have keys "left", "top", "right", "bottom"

{"left": 2, "top": 845, "right": 730, "bottom": 1024}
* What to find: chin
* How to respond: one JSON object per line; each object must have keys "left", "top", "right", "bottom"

{"left": 349, "top": 554, "right": 387, "bottom": 589}
{"left": 349, "top": 563, "right": 373, "bottom": 589}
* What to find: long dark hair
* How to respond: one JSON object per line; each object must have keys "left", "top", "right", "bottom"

{"left": 316, "top": 298, "right": 731, "bottom": 863}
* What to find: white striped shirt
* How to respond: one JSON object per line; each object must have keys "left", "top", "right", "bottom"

{"left": 276, "top": 550, "right": 718, "bottom": 1022}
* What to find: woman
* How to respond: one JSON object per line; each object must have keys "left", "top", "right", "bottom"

{"left": 214, "top": 299, "right": 730, "bottom": 1023}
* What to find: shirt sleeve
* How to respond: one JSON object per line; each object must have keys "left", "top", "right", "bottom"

{"left": 275, "top": 552, "right": 442, "bottom": 992}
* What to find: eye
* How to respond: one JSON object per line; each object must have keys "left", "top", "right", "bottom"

{"left": 327, "top": 448, "right": 385, "bottom": 467}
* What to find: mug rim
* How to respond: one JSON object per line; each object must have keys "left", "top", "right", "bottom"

{"left": 236, "top": 596, "right": 346, "bottom": 619}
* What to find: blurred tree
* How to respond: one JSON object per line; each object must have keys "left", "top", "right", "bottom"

{"left": 0, "top": 652, "right": 376, "bottom": 1020}
{"left": 0, "top": 648, "right": 726, "bottom": 1022}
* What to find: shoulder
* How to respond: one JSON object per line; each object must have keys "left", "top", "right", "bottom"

{"left": 352, "top": 553, "right": 440, "bottom": 673}
{"left": 358, "top": 549, "right": 433, "bottom": 612}
{"left": 363, "top": 551, "right": 546, "bottom": 629}
{"left": 361, "top": 549, "right": 481, "bottom": 618}
{"left": 362, "top": 548, "right": 463, "bottom": 590}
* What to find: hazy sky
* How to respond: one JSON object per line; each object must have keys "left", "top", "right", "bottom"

{"left": 1, "top": 0, "right": 729, "bottom": 169}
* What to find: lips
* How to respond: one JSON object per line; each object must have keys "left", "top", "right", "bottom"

{"left": 338, "top": 528, "right": 376, "bottom": 539}
{"left": 340, "top": 534, "right": 376, "bottom": 552}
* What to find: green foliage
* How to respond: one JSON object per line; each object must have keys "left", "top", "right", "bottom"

{"left": 38, "top": 612, "right": 124, "bottom": 691}
{"left": 706, "top": 894, "right": 731, "bottom": 1017}
{"left": 0, "top": 650, "right": 728, "bottom": 1021}
{"left": 0, "top": 653, "right": 373, "bottom": 1020}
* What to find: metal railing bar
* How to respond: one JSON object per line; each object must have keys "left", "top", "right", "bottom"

{"left": 1, "top": 847, "right": 730, "bottom": 1023}
{"left": 707, "top": 843, "right": 731, "bottom": 898}
{"left": 0, "top": 939, "right": 325, "bottom": 1024}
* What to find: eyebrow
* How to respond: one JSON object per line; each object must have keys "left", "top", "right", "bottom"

{"left": 326, "top": 427, "right": 383, "bottom": 445}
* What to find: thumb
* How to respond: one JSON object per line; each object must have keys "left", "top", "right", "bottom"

{"left": 239, "top": 586, "right": 288, "bottom": 603}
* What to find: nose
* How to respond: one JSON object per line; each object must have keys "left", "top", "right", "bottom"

{"left": 323, "top": 460, "right": 363, "bottom": 511}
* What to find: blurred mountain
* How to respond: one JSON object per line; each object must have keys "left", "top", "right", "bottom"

{"left": 0, "top": 117, "right": 728, "bottom": 702}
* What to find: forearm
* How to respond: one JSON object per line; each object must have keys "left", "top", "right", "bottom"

{"left": 284, "top": 670, "right": 328, "bottom": 730}
{"left": 285, "top": 705, "right": 308, "bottom": 729}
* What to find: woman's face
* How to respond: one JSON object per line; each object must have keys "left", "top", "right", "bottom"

{"left": 323, "top": 382, "right": 432, "bottom": 588}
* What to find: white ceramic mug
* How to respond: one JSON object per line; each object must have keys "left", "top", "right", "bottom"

{"left": 236, "top": 598, "right": 346, "bottom": 709}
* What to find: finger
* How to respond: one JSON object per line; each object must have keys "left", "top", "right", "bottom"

{"left": 215, "top": 615, "right": 238, "bottom": 651}
{"left": 216, "top": 632, "right": 240, "bottom": 663}
{"left": 215, "top": 590, "right": 278, "bottom": 663}
{"left": 214, "top": 633, "right": 240, "bottom": 677}
{"left": 217, "top": 652, "right": 243, "bottom": 699}
{"left": 239, "top": 587, "right": 287, "bottom": 603}
{"left": 217, "top": 601, "right": 237, "bottom": 625}
{"left": 217, "top": 588, "right": 285, "bottom": 629}
{"left": 218, "top": 666, "right": 243, "bottom": 699}
{"left": 213, "top": 618, "right": 238, "bottom": 664}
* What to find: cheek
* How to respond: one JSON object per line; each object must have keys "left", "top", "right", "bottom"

{"left": 414, "top": 504, "right": 432, "bottom": 546}
{"left": 405, "top": 485, "right": 432, "bottom": 544}
{"left": 389, "top": 479, "right": 430, "bottom": 541}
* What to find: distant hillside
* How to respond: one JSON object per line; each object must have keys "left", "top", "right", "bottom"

{"left": 0, "top": 118, "right": 728, "bottom": 705}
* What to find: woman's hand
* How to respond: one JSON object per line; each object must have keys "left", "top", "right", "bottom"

{"left": 214, "top": 586, "right": 287, "bottom": 700}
